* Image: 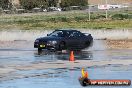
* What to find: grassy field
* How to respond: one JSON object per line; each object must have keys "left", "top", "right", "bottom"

{"left": 0, "top": 11, "right": 132, "bottom": 30}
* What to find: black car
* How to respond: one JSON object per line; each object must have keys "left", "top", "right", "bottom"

{"left": 34, "top": 29, "right": 93, "bottom": 51}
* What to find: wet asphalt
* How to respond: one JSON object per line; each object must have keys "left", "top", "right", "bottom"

{"left": 0, "top": 40, "right": 132, "bottom": 88}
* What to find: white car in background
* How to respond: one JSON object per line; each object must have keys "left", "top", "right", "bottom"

{"left": 48, "top": 7, "right": 62, "bottom": 12}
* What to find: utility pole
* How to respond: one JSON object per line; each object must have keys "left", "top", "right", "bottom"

{"left": 88, "top": 0, "right": 91, "bottom": 21}
{"left": 88, "top": 5, "right": 91, "bottom": 21}
{"left": 105, "top": 0, "right": 108, "bottom": 19}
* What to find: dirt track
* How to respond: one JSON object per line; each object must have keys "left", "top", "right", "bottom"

{"left": 107, "top": 40, "right": 132, "bottom": 49}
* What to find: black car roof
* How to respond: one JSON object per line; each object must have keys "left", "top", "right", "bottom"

{"left": 55, "top": 29, "right": 80, "bottom": 32}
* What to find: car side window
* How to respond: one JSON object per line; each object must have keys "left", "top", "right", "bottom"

{"left": 57, "top": 31, "right": 64, "bottom": 37}
{"left": 66, "top": 31, "right": 70, "bottom": 37}
{"left": 49, "top": 31, "right": 64, "bottom": 37}
{"left": 70, "top": 31, "right": 82, "bottom": 37}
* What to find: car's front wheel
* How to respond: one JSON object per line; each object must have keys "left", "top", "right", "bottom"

{"left": 85, "top": 41, "right": 91, "bottom": 46}
{"left": 58, "top": 41, "right": 66, "bottom": 51}
{"left": 38, "top": 48, "right": 42, "bottom": 51}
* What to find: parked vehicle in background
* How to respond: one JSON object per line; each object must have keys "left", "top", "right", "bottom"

{"left": 32, "top": 7, "right": 42, "bottom": 12}
{"left": 16, "top": 9, "right": 26, "bottom": 14}
{"left": 3, "top": 10, "right": 11, "bottom": 14}
{"left": 34, "top": 29, "right": 93, "bottom": 51}
{"left": 98, "top": 4, "right": 129, "bottom": 10}
{"left": 47, "top": 7, "right": 61, "bottom": 12}
{"left": 43, "top": 9, "right": 47, "bottom": 12}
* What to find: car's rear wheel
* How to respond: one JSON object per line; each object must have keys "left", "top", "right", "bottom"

{"left": 85, "top": 41, "right": 90, "bottom": 46}
{"left": 59, "top": 41, "right": 66, "bottom": 51}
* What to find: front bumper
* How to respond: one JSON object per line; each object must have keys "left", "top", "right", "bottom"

{"left": 34, "top": 42, "right": 58, "bottom": 50}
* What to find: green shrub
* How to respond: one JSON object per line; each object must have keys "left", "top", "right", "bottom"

{"left": 127, "top": 14, "right": 132, "bottom": 19}
{"left": 90, "top": 15, "right": 97, "bottom": 20}
{"left": 96, "top": 15, "right": 106, "bottom": 19}
{"left": 48, "top": 17, "right": 56, "bottom": 22}
{"left": 58, "top": 16, "right": 69, "bottom": 22}
{"left": 74, "top": 16, "right": 88, "bottom": 22}
{"left": 111, "top": 14, "right": 132, "bottom": 20}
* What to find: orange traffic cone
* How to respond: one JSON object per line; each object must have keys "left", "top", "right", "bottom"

{"left": 81, "top": 68, "right": 89, "bottom": 78}
{"left": 85, "top": 72, "right": 88, "bottom": 78}
{"left": 69, "top": 51, "right": 75, "bottom": 61}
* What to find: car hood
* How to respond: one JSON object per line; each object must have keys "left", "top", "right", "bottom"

{"left": 36, "top": 36, "right": 62, "bottom": 41}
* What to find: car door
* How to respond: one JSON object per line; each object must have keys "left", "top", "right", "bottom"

{"left": 66, "top": 31, "right": 82, "bottom": 48}
{"left": 72, "top": 31, "right": 85, "bottom": 47}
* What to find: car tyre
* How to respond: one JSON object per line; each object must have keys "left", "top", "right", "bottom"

{"left": 59, "top": 41, "right": 66, "bottom": 51}
{"left": 38, "top": 48, "right": 42, "bottom": 51}
{"left": 85, "top": 41, "right": 90, "bottom": 46}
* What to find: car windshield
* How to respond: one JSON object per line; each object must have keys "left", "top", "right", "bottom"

{"left": 48, "top": 31, "right": 65, "bottom": 37}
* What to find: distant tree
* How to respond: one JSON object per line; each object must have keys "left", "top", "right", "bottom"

{"left": 60, "top": 0, "right": 71, "bottom": 7}
{"left": 20, "top": 0, "right": 49, "bottom": 10}
{"left": 60, "top": 0, "right": 88, "bottom": 7}
{"left": 37, "top": 0, "right": 49, "bottom": 8}
{"left": 20, "top": 0, "right": 88, "bottom": 10}
{"left": 0, "top": 0, "right": 9, "bottom": 9}
{"left": 48, "top": 0, "right": 57, "bottom": 7}
{"left": 20, "top": 0, "right": 33, "bottom": 10}
{"left": 72, "top": 0, "right": 88, "bottom": 6}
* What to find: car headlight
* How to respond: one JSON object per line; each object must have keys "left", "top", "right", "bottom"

{"left": 47, "top": 41, "right": 57, "bottom": 44}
